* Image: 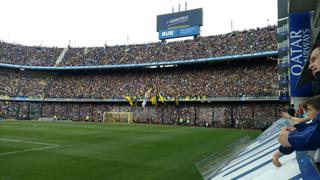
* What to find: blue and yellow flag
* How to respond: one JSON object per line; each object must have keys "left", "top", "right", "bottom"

{"left": 151, "top": 96, "right": 157, "bottom": 105}
{"left": 158, "top": 92, "right": 165, "bottom": 103}
{"left": 124, "top": 96, "right": 133, "bottom": 106}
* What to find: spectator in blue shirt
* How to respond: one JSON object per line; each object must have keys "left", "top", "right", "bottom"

{"left": 272, "top": 45, "right": 320, "bottom": 167}
{"left": 273, "top": 95, "right": 320, "bottom": 167}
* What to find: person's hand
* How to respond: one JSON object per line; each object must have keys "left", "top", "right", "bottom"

{"left": 289, "top": 127, "right": 296, "bottom": 132}
{"left": 281, "top": 126, "right": 289, "bottom": 131}
{"left": 272, "top": 150, "right": 282, "bottom": 167}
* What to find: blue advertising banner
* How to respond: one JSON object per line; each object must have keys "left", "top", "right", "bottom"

{"left": 157, "top": 8, "right": 203, "bottom": 31}
{"left": 178, "top": 26, "right": 200, "bottom": 37}
{"left": 159, "top": 26, "right": 200, "bottom": 40}
{"left": 159, "top": 29, "right": 178, "bottom": 39}
{"left": 289, "top": 12, "right": 313, "bottom": 97}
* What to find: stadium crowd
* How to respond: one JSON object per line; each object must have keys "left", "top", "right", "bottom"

{"left": 0, "top": 61, "right": 278, "bottom": 98}
{"left": 0, "top": 58, "right": 282, "bottom": 129}
{"left": 0, "top": 25, "right": 282, "bottom": 129}
{"left": 0, "top": 42, "right": 63, "bottom": 66}
{"left": 0, "top": 26, "right": 276, "bottom": 66}
{"left": 0, "top": 101, "right": 285, "bottom": 129}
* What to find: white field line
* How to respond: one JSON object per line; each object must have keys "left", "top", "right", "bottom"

{"left": 0, "top": 138, "right": 59, "bottom": 156}
{"left": 0, "top": 150, "right": 21, "bottom": 156}
{"left": 22, "top": 145, "right": 59, "bottom": 152}
{"left": 0, "top": 138, "right": 22, "bottom": 142}
{"left": 25, "top": 141, "right": 58, "bottom": 146}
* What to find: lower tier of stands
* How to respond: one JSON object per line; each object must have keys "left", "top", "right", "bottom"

{"left": 0, "top": 101, "right": 286, "bottom": 129}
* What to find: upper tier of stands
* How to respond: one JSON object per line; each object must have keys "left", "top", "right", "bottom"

{"left": 0, "top": 26, "right": 277, "bottom": 67}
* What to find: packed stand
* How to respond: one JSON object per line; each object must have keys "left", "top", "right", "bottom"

{"left": 0, "top": 60, "right": 279, "bottom": 99}
{"left": 0, "top": 41, "right": 62, "bottom": 66}
{"left": 0, "top": 26, "right": 277, "bottom": 66}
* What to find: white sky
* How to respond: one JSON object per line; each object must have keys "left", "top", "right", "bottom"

{"left": 0, "top": 0, "right": 277, "bottom": 47}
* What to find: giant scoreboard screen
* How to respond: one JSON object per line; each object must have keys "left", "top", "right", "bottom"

{"left": 157, "top": 8, "right": 203, "bottom": 40}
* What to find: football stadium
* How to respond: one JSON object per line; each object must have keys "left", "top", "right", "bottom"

{"left": 1, "top": 0, "right": 320, "bottom": 179}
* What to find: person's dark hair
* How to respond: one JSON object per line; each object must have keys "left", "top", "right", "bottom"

{"left": 290, "top": 104, "right": 294, "bottom": 108}
{"left": 311, "top": 38, "right": 320, "bottom": 51}
{"left": 306, "top": 95, "right": 320, "bottom": 111}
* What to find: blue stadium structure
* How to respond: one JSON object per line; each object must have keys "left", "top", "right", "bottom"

{"left": 202, "top": 118, "right": 320, "bottom": 179}
{"left": 200, "top": 0, "right": 320, "bottom": 179}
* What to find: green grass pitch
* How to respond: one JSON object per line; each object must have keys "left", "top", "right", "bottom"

{"left": 0, "top": 121, "right": 260, "bottom": 180}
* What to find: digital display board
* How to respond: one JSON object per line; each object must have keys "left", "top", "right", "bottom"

{"left": 157, "top": 8, "right": 203, "bottom": 40}
{"left": 157, "top": 8, "right": 203, "bottom": 32}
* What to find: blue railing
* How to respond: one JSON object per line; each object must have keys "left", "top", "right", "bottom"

{"left": 0, "top": 51, "right": 278, "bottom": 71}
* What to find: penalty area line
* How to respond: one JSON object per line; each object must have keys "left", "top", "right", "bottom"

{"left": 0, "top": 139, "right": 60, "bottom": 156}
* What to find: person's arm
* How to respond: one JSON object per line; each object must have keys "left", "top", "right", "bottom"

{"left": 278, "top": 127, "right": 291, "bottom": 147}
{"left": 272, "top": 150, "right": 282, "bottom": 167}
{"left": 282, "top": 112, "right": 292, "bottom": 119}
{"left": 272, "top": 145, "right": 296, "bottom": 167}
{"left": 291, "top": 116, "right": 311, "bottom": 123}
{"left": 288, "top": 125, "right": 320, "bottom": 151}
{"left": 281, "top": 112, "right": 311, "bottom": 124}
